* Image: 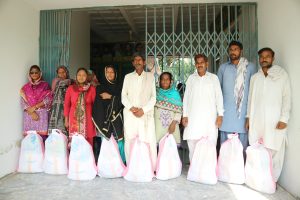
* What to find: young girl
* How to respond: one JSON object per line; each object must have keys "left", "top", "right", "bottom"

{"left": 155, "top": 72, "right": 182, "bottom": 144}
{"left": 64, "top": 68, "right": 96, "bottom": 146}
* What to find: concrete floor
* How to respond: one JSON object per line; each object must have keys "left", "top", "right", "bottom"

{"left": 0, "top": 169, "right": 296, "bottom": 200}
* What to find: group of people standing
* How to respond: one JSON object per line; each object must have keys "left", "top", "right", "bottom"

{"left": 20, "top": 40, "right": 291, "bottom": 183}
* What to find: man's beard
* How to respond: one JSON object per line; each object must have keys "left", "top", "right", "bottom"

{"left": 197, "top": 66, "right": 206, "bottom": 72}
{"left": 135, "top": 64, "right": 143, "bottom": 68}
{"left": 261, "top": 62, "right": 272, "bottom": 68}
{"left": 230, "top": 54, "right": 240, "bottom": 61}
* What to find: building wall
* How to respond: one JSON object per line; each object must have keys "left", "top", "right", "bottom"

{"left": 23, "top": 0, "right": 256, "bottom": 10}
{"left": 0, "top": 0, "right": 39, "bottom": 178}
{"left": 257, "top": 0, "right": 300, "bottom": 198}
{"left": 69, "top": 11, "right": 90, "bottom": 78}
{"left": 1, "top": 0, "right": 299, "bottom": 198}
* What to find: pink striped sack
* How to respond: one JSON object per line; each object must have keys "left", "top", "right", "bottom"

{"left": 97, "top": 136, "right": 126, "bottom": 178}
{"left": 245, "top": 140, "right": 276, "bottom": 194}
{"left": 43, "top": 129, "right": 68, "bottom": 175}
{"left": 18, "top": 131, "right": 44, "bottom": 173}
{"left": 123, "top": 137, "right": 154, "bottom": 182}
{"left": 156, "top": 134, "right": 182, "bottom": 180}
{"left": 217, "top": 133, "right": 245, "bottom": 184}
{"left": 68, "top": 134, "right": 97, "bottom": 181}
{"left": 187, "top": 137, "right": 217, "bottom": 185}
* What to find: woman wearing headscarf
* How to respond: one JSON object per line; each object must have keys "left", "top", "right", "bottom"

{"left": 155, "top": 72, "right": 183, "bottom": 144}
{"left": 92, "top": 65, "right": 125, "bottom": 163}
{"left": 64, "top": 68, "right": 96, "bottom": 146}
{"left": 48, "top": 66, "right": 73, "bottom": 136}
{"left": 87, "top": 69, "right": 100, "bottom": 87}
{"left": 20, "top": 65, "right": 53, "bottom": 141}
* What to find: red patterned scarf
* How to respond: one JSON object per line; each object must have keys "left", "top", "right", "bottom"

{"left": 73, "top": 83, "right": 90, "bottom": 137}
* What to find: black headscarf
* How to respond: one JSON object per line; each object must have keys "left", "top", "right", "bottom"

{"left": 97, "top": 66, "right": 121, "bottom": 108}
{"left": 92, "top": 66, "right": 123, "bottom": 139}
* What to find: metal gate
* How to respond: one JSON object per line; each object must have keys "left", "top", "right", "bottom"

{"left": 145, "top": 3, "right": 257, "bottom": 87}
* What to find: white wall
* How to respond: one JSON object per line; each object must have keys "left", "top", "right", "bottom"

{"left": 23, "top": 0, "right": 256, "bottom": 10}
{"left": 257, "top": 0, "right": 300, "bottom": 198}
{"left": 69, "top": 11, "right": 90, "bottom": 78}
{"left": 1, "top": 0, "right": 299, "bottom": 197}
{"left": 0, "top": 0, "right": 39, "bottom": 178}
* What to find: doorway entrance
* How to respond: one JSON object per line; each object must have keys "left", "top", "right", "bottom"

{"left": 40, "top": 3, "right": 257, "bottom": 85}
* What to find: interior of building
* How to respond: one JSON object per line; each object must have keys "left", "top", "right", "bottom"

{"left": 0, "top": 0, "right": 299, "bottom": 199}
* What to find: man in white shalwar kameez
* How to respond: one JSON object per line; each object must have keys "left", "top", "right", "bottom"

{"left": 121, "top": 53, "right": 157, "bottom": 169}
{"left": 182, "top": 54, "right": 224, "bottom": 161}
{"left": 246, "top": 48, "right": 291, "bottom": 182}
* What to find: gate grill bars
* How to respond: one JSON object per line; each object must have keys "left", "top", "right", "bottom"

{"left": 145, "top": 3, "right": 257, "bottom": 89}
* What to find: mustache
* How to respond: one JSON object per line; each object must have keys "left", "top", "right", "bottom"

{"left": 230, "top": 54, "right": 240, "bottom": 61}
{"left": 261, "top": 62, "right": 272, "bottom": 68}
{"left": 197, "top": 66, "right": 206, "bottom": 69}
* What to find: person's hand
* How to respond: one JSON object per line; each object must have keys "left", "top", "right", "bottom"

{"left": 168, "top": 121, "right": 177, "bottom": 134}
{"left": 130, "top": 107, "right": 139, "bottom": 113}
{"left": 245, "top": 118, "right": 250, "bottom": 131}
{"left": 182, "top": 117, "right": 188, "bottom": 127}
{"left": 215, "top": 116, "right": 223, "bottom": 128}
{"left": 30, "top": 112, "right": 39, "bottom": 121}
{"left": 133, "top": 108, "right": 144, "bottom": 118}
{"left": 276, "top": 121, "right": 287, "bottom": 130}
{"left": 100, "top": 92, "right": 112, "bottom": 99}
{"left": 26, "top": 106, "right": 36, "bottom": 114}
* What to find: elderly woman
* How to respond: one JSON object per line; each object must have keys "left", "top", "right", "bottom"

{"left": 20, "top": 65, "right": 53, "bottom": 141}
{"left": 155, "top": 72, "right": 182, "bottom": 144}
{"left": 87, "top": 69, "right": 100, "bottom": 87}
{"left": 92, "top": 65, "right": 125, "bottom": 163}
{"left": 64, "top": 68, "right": 96, "bottom": 146}
{"left": 48, "top": 66, "right": 73, "bottom": 136}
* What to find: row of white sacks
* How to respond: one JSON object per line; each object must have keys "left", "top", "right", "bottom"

{"left": 18, "top": 130, "right": 276, "bottom": 194}
{"left": 18, "top": 129, "right": 180, "bottom": 180}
